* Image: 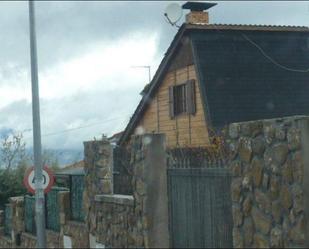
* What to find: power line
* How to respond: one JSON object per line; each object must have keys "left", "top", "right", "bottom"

{"left": 21, "top": 115, "right": 128, "bottom": 138}
{"left": 242, "top": 33, "right": 309, "bottom": 73}
{"left": 43, "top": 116, "right": 127, "bottom": 137}
{"left": 210, "top": 23, "right": 309, "bottom": 73}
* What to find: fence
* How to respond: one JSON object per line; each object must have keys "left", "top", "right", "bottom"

{"left": 4, "top": 204, "right": 12, "bottom": 237}
{"left": 24, "top": 196, "right": 36, "bottom": 235}
{"left": 70, "top": 175, "right": 85, "bottom": 222}
{"left": 45, "top": 187, "right": 68, "bottom": 231}
{"left": 167, "top": 146, "right": 229, "bottom": 169}
{"left": 167, "top": 146, "right": 233, "bottom": 248}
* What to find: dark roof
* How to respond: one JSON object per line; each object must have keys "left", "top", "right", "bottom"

{"left": 109, "top": 131, "right": 124, "bottom": 143}
{"left": 182, "top": 2, "right": 217, "bottom": 11}
{"left": 56, "top": 167, "right": 84, "bottom": 175}
{"left": 57, "top": 160, "right": 85, "bottom": 175}
{"left": 118, "top": 23, "right": 309, "bottom": 145}
{"left": 192, "top": 29, "right": 309, "bottom": 128}
{"left": 140, "top": 83, "right": 151, "bottom": 95}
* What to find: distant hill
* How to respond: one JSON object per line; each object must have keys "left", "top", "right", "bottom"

{"left": 25, "top": 148, "right": 84, "bottom": 167}
{"left": 46, "top": 148, "right": 84, "bottom": 167}
{"left": 0, "top": 128, "right": 83, "bottom": 168}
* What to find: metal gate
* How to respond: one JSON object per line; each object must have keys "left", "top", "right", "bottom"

{"left": 167, "top": 168, "right": 233, "bottom": 248}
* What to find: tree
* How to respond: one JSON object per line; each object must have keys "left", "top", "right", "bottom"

{"left": 0, "top": 133, "right": 28, "bottom": 170}
{"left": 0, "top": 131, "right": 62, "bottom": 208}
{"left": 0, "top": 132, "right": 29, "bottom": 208}
{"left": 42, "top": 149, "right": 60, "bottom": 173}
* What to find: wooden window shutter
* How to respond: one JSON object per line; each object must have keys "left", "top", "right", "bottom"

{"left": 169, "top": 86, "right": 175, "bottom": 119}
{"left": 186, "top": 79, "right": 196, "bottom": 115}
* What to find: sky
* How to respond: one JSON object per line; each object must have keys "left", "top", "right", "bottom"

{"left": 0, "top": 1, "right": 308, "bottom": 150}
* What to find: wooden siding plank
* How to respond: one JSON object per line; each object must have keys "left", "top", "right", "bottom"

{"left": 133, "top": 64, "right": 209, "bottom": 147}
{"left": 168, "top": 169, "right": 233, "bottom": 248}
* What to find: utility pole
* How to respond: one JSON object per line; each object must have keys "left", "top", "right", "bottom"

{"left": 28, "top": 1, "right": 46, "bottom": 248}
{"left": 131, "top": 65, "right": 151, "bottom": 83}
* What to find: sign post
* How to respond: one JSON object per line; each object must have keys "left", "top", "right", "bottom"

{"left": 28, "top": 0, "right": 46, "bottom": 247}
{"left": 23, "top": 166, "right": 55, "bottom": 195}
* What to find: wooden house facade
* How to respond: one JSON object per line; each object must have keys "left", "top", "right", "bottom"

{"left": 119, "top": 4, "right": 309, "bottom": 148}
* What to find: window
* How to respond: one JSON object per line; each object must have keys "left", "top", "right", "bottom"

{"left": 174, "top": 83, "right": 187, "bottom": 115}
{"left": 169, "top": 79, "right": 196, "bottom": 118}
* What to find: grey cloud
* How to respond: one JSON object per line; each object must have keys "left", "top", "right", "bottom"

{"left": 0, "top": 85, "right": 142, "bottom": 150}
{"left": 0, "top": 1, "right": 307, "bottom": 74}
{"left": 210, "top": 1, "right": 309, "bottom": 26}
{"left": 0, "top": 1, "right": 179, "bottom": 73}
{"left": 0, "top": 127, "right": 14, "bottom": 138}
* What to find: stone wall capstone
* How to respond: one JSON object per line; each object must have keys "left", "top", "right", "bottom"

{"left": 227, "top": 116, "right": 309, "bottom": 248}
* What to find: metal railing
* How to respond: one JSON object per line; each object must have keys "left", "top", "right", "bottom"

{"left": 167, "top": 146, "right": 229, "bottom": 169}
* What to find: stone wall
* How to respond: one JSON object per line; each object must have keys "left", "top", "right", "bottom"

{"left": 20, "top": 233, "right": 36, "bottom": 248}
{"left": 0, "top": 209, "right": 11, "bottom": 249}
{"left": 63, "top": 221, "right": 89, "bottom": 248}
{"left": 0, "top": 190, "right": 88, "bottom": 248}
{"left": 0, "top": 134, "right": 169, "bottom": 248}
{"left": 85, "top": 134, "right": 169, "bottom": 248}
{"left": 84, "top": 137, "right": 145, "bottom": 248}
{"left": 20, "top": 230, "right": 61, "bottom": 248}
{"left": 132, "top": 134, "right": 169, "bottom": 248}
{"left": 10, "top": 196, "right": 24, "bottom": 246}
{"left": 0, "top": 236, "right": 12, "bottom": 248}
{"left": 83, "top": 138, "right": 113, "bottom": 238}
{"left": 94, "top": 195, "right": 136, "bottom": 247}
{"left": 0, "top": 197, "right": 24, "bottom": 248}
{"left": 3, "top": 118, "right": 309, "bottom": 248}
{"left": 227, "top": 116, "right": 309, "bottom": 248}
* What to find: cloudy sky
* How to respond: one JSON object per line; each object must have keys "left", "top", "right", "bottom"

{"left": 0, "top": 1, "right": 308, "bottom": 150}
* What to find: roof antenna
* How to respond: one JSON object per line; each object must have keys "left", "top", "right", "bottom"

{"left": 164, "top": 3, "right": 183, "bottom": 28}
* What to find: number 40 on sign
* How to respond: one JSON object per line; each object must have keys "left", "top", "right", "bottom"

{"left": 23, "top": 166, "right": 55, "bottom": 194}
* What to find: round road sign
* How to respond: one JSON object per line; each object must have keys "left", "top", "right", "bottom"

{"left": 23, "top": 166, "right": 55, "bottom": 194}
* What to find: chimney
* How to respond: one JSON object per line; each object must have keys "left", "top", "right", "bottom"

{"left": 182, "top": 2, "right": 217, "bottom": 25}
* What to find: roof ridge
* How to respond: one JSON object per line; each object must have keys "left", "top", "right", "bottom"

{"left": 187, "top": 23, "right": 309, "bottom": 30}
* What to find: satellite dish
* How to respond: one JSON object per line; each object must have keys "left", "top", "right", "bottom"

{"left": 164, "top": 3, "right": 183, "bottom": 26}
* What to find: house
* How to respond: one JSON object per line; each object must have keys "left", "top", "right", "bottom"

{"left": 119, "top": 2, "right": 309, "bottom": 148}
{"left": 55, "top": 160, "right": 85, "bottom": 187}
{"left": 57, "top": 160, "right": 85, "bottom": 175}
{"left": 108, "top": 131, "right": 124, "bottom": 145}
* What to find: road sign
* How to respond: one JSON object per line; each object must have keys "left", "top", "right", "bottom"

{"left": 23, "top": 166, "right": 55, "bottom": 194}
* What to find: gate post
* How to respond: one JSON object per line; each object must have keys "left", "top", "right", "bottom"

{"left": 132, "top": 133, "right": 169, "bottom": 248}
{"left": 83, "top": 138, "right": 114, "bottom": 237}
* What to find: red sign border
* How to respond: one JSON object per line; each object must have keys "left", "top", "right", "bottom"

{"left": 23, "top": 166, "right": 55, "bottom": 194}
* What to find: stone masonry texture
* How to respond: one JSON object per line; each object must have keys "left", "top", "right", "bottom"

{"left": 1, "top": 119, "right": 309, "bottom": 248}
{"left": 0, "top": 134, "right": 159, "bottom": 248}
{"left": 85, "top": 135, "right": 151, "bottom": 248}
{"left": 227, "top": 116, "right": 309, "bottom": 248}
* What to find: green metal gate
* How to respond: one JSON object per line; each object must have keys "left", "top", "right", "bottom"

{"left": 70, "top": 175, "right": 85, "bottom": 222}
{"left": 167, "top": 168, "right": 233, "bottom": 248}
{"left": 45, "top": 187, "right": 68, "bottom": 231}
{"left": 4, "top": 204, "right": 12, "bottom": 237}
{"left": 24, "top": 195, "right": 36, "bottom": 235}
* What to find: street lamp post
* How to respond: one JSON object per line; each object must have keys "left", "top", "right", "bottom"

{"left": 28, "top": 1, "right": 46, "bottom": 248}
